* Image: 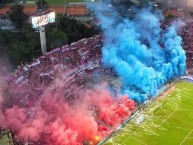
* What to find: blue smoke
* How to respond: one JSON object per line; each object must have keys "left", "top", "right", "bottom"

{"left": 87, "top": 2, "right": 186, "bottom": 103}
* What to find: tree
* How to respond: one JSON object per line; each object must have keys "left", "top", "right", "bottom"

{"left": 8, "top": 4, "right": 28, "bottom": 29}
{"left": 55, "top": 15, "right": 99, "bottom": 44}
{"left": 166, "top": 14, "right": 176, "bottom": 19}
{"left": 25, "top": 23, "right": 41, "bottom": 59}
{"left": 47, "top": 27, "right": 66, "bottom": 49}
{"left": 0, "top": 26, "right": 41, "bottom": 68}
{"left": 36, "top": 0, "right": 48, "bottom": 10}
{"left": 0, "top": 0, "right": 11, "bottom": 4}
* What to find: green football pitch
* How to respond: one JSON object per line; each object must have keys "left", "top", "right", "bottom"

{"left": 0, "top": 133, "right": 14, "bottom": 145}
{"left": 36, "top": 0, "right": 84, "bottom": 6}
{"left": 47, "top": 0, "right": 84, "bottom": 5}
{"left": 103, "top": 80, "right": 193, "bottom": 145}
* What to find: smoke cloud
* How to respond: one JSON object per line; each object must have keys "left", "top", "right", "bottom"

{"left": 0, "top": 73, "right": 135, "bottom": 144}
{"left": 0, "top": 1, "right": 187, "bottom": 144}
{"left": 88, "top": 2, "right": 186, "bottom": 102}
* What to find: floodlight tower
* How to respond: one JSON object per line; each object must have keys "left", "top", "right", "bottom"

{"left": 128, "top": 8, "right": 131, "bottom": 18}
{"left": 39, "top": 25, "right": 46, "bottom": 55}
{"left": 31, "top": 12, "right": 55, "bottom": 55}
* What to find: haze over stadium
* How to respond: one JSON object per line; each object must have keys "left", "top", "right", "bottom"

{"left": 0, "top": 0, "right": 188, "bottom": 145}
{"left": 87, "top": 1, "right": 186, "bottom": 102}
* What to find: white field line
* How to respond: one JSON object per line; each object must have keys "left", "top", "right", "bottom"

{"left": 152, "top": 85, "right": 184, "bottom": 114}
{"left": 160, "top": 106, "right": 178, "bottom": 125}
{"left": 116, "top": 82, "right": 191, "bottom": 145}
{"left": 130, "top": 136, "right": 147, "bottom": 145}
{"left": 180, "top": 130, "right": 193, "bottom": 145}
{"left": 120, "top": 97, "right": 178, "bottom": 145}
{"left": 121, "top": 92, "right": 178, "bottom": 144}
{"left": 120, "top": 106, "right": 178, "bottom": 145}
{"left": 120, "top": 126, "right": 141, "bottom": 145}
{"left": 178, "top": 109, "right": 193, "bottom": 111}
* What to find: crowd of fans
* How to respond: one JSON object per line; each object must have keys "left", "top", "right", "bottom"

{"left": 161, "top": 17, "right": 193, "bottom": 72}
{"left": 4, "top": 17, "right": 193, "bottom": 108}
{"left": 2, "top": 17, "right": 193, "bottom": 144}
{"left": 0, "top": 34, "right": 105, "bottom": 144}
{"left": 180, "top": 18, "right": 193, "bottom": 72}
{"left": 3, "top": 35, "right": 103, "bottom": 108}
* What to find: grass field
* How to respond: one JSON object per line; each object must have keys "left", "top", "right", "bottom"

{"left": 0, "top": 133, "right": 14, "bottom": 145}
{"left": 103, "top": 80, "right": 193, "bottom": 145}
{"left": 35, "top": 0, "right": 84, "bottom": 6}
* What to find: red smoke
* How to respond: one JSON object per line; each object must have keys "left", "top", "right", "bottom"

{"left": 0, "top": 82, "right": 135, "bottom": 145}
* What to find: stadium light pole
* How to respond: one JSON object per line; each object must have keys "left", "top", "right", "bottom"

{"left": 186, "top": 3, "right": 189, "bottom": 16}
{"left": 148, "top": 1, "right": 155, "bottom": 6}
{"left": 39, "top": 26, "right": 47, "bottom": 55}
{"left": 128, "top": 8, "right": 131, "bottom": 18}
{"left": 108, "top": 4, "right": 116, "bottom": 9}
{"left": 91, "top": 0, "right": 95, "bottom": 24}
{"left": 34, "top": 0, "right": 36, "bottom": 11}
{"left": 167, "top": 0, "right": 171, "bottom": 12}
{"left": 31, "top": 12, "right": 55, "bottom": 55}
{"left": 154, "top": 4, "right": 158, "bottom": 11}
{"left": 41, "top": 0, "right": 43, "bottom": 9}
{"left": 177, "top": 0, "right": 180, "bottom": 10}
{"left": 64, "top": 0, "right": 66, "bottom": 15}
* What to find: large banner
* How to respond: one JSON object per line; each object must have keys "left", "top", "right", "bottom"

{"left": 32, "top": 12, "right": 55, "bottom": 28}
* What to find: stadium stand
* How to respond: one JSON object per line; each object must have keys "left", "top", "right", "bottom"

{"left": 161, "top": 17, "right": 193, "bottom": 72}
{"left": 180, "top": 18, "right": 193, "bottom": 72}
{"left": 2, "top": 34, "right": 136, "bottom": 145}
{"left": 4, "top": 16, "right": 193, "bottom": 108}
{"left": 1, "top": 17, "right": 193, "bottom": 144}
{"left": 3, "top": 35, "right": 103, "bottom": 108}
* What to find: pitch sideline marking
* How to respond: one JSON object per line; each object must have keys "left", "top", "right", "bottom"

{"left": 108, "top": 82, "right": 193, "bottom": 145}
{"left": 130, "top": 136, "right": 147, "bottom": 145}
{"left": 119, "top": 105, "right": 178, "bottom": 145}
{"left": 160, "top": 106, "right": 178, "bottom": 126}
{"left": 120, "top": 91, "right": 179, "bottom": 145}
{"left": 180, "top": 130, "right": 193, "bottom": 145}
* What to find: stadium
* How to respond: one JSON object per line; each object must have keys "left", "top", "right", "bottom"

{"left": 0, "top": 0, "right": 193, "bottom": 145}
